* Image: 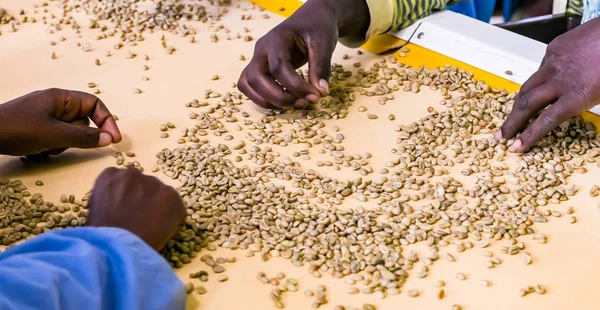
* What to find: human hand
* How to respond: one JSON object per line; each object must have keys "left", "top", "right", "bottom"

{"left": 86, "top": 168, "right": 186, "bottom": 251}
{"left": 0, "top": 88, "right": 122, "bottom": 156}
{"left": 238, "top": 0, "right": 369, "bottom": 110}
{"left": 495, "top": 17, "right": 600, "bottom": 152}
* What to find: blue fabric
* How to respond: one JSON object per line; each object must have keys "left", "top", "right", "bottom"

{"left": 448, "top": 1, "right": 478, "bottom": 19}
{"left": 448, "top": 0, "right": 508, "bottom": 23}
{"left": 502, "top": 0, "right": 515, "bottom": 22}
{"left": 0, "top": 227, "right": 185, "bottom": 310}
{"left": 475, "top": 0, "right": 497, "bottom": 23}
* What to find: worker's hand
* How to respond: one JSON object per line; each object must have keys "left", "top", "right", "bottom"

{"left": 86, "top": 168, "right": 186, "bottom": 252}
{"left": 496, "top": 17, "right": 600, "bottom": 152}
{"left": 238, "top": 0, "right": 369, "bottom": 110}
{"left": 238, "top": 6, "right": 335, "bottom": 110}
{"left": 0, "top": 88, "right": 122, "bottom": 157}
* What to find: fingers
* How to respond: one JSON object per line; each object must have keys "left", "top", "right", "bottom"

{"left": 240, "top": 62, "right": 318, "bottom": 110}
{"left": 93, "top": 167, "right": 138, "bottom": 195}
{"left": 245, "top": 67, "right": 298, "bottom": 109}
{"left": 47, "top": 119, "right": 93, "bottom": 155}
{"left": 71, "top": 117, "right": 91, "bottom": 126}
{"left": 496, "top": 83, "right": 558, "bottom": 140}
{"left": 97, "top": 166, "right": 123, "bottom": 180}
{"left": 237, "top": 70, "right": 279, "bottom": 110}
{"left": 538, "top": 53, "right": 548, "bottom": 69}
{"left": 238, "top": 32, "right": 332, "bottom": 110}
{"left": 24, "top": 118, "right": 92, "bottom": 159}
{"left": 50, "top": 120, "right": 105, "bottom": 149}
{"left": 307, "top": 37, "right": 334, "bottom": 96}
{"left": 51, "top": 89, "right": 122, "bottom": 145}
{"left": 520, "top": 65, "right": 549, "bottom": 94}
{"left": 70, "top": 90, "right": 122, "bottom": 144}
{"left": 268, "top": 50, "right": 321, "bottom": 100}
{"left": 509, "top": 97, "right": 576, "bottom": 152}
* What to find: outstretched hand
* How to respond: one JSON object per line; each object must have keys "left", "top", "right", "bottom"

{"left": 496, "top": 17, "right": 600, "bottom": 152}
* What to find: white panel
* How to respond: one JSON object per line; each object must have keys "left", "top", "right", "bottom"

{"left": 387, "top": 11, "right": 546, "bottom": 85}
{"left": 590, "top": 106, "right": 600, "bottom": 115}
{"left": 553, "top": 0, "right": 568, "bottom": 14}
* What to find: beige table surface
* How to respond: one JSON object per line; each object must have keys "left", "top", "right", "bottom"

{"left": 1, "top": 1, "right": 600, "bottom": 310}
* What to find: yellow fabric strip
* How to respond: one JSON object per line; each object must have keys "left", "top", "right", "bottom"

{"left": 390, "top": 0, "right": 456, "bottom": 32}
{"left": 567, "top": 0, "right": 584, "bottom": 15}
{"left": 342, "top": 0, "right": 455, "bottom": 47}
{"left": 339, "top": 0, "right": 394, "bottom": 48}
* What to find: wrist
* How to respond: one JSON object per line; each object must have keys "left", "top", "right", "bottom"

{"left": 308, "top": 0, "right": 370, "bottom": 38}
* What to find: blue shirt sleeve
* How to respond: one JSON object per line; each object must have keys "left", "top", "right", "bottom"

{"left": 0, "top": 227, "right": 186, "bottom": 310}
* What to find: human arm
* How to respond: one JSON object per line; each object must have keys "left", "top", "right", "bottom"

{"left": 0, "top": 88, "right": 122, "bottom": 157}
{"left": 0, "top": 168, "right": 187, "bottom": 310}
{"left": 238, "top": 0, "right": 455, "bottom": 110}
{"left": 495, "top": 17, "right": 600, "bottom": 152}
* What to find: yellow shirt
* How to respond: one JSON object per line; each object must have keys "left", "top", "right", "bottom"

{"left": 341, "top": 0, "right": 584, "bottom": 48}
{"left": 567, "top": 0, "right": 583, "bottom": 15}
{"left": 340, "top": 0, "right": 455, "bottom": 47}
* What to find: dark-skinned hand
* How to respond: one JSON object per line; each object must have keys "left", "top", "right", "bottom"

{"left": 86, "top": 168, "right": 186, "bottom": 252}
{"left": 238, "top": 0, "right": 370, "bottom": 110}
{"left": 496, "top": 17, "right": 600, "bottom": 152}
{"left": 0, "top": 88, "right": 122, "bottom": 157}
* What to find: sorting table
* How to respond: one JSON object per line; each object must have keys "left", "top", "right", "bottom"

{"left": 1, "top": 1, "right": 599, "bottom": 309}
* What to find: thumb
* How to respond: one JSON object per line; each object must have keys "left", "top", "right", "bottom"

{"left": 51, "top": 121, "right": 112, "bottom": 149}
{"left": 307, "top": 38, "right": 334, "bottom": 97}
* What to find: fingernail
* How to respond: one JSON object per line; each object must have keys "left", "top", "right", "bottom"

{"left": 509, "top": 139, "right": 522, "bottom": 152}
{"left": 306, "top": 94, "right": 320, "bottom": 102}
{"left": 318, "top": 79, "right": 329, "bottom": 95}
{"left": 98, "top": 132, "right": 112, "bottom": 147}
{"left": 494, "top": 129, "right": 503, "bottom": 141}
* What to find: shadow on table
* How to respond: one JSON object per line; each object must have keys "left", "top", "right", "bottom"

{"left": 0, "top": 148, "right": 115, "bottom": 179}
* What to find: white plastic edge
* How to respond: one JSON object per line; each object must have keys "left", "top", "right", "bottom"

{"left": 387, "top": 11, "right": 546, "bottom": 85}
{"left": 553, "top": 0, "right": 568, "bottom": 14}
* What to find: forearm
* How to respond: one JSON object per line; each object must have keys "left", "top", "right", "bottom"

{"left": 300, "top": 0, "right": 371, "bottom": 39}
{"left": 323, "top": 0, "right": 371, "bottom": 38}
{"left": 310, "top": 0, "right": 456, "bottom": 48}
{"left": 0, "top": 227, "right": 185, "bottom": 310}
